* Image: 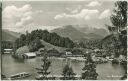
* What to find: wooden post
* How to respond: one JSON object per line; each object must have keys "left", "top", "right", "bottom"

{"left": 0, "top": 2, "right": 2, "bottom": 54}
{"left": 0, "top": 2, "right": 2, "bottom": 79}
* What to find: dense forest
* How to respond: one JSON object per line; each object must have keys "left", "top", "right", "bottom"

{"left": 78, "top": 39, "right": 102, "bottom": 49}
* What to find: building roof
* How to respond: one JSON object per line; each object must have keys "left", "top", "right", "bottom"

{"left": 39, "top": 48, "right": 45, "bottom": 51}
{"left": 4, "top": 49, "right": 13, "bottom": 50}
{"left": 24, "top": 52, "right": 36, "bottom": 56}
{"left": 47, "top": 49, "right": 59, "bottom": 53}
{"left": 66, "top": 51, "right": 72, "bottom": 55}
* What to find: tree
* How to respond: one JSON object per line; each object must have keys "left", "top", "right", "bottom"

{"left": 106, "top": 1, "right": 127, "bottom": 56}
{"left": 107, "top": 1, "right": 127, "bottom": 33}
{"left": 25, "top": 31, "right": 31, "bottom": 45}
{"left": 82, "top": 54, "right": 98, "bottom": 80}
{"left": 36, "top": 53, "right": 51, "bottom": 80}
{"left": 20, "top": 34, "right": 26, "bottom": 46}
{"left": 61, "top": 64, "right": 76, "bottom": 80}
{"left": 29, "top": 37, "right": 44, "bottom": 52}
{"left": 108, "top": 2, "right": 127, "bottom": 79}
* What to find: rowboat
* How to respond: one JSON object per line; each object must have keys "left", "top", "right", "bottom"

{"left": 10, "top": 72, "right": 31, "bottom": 80}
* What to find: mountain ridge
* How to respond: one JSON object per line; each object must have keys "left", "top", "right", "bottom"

{"left": 2, "top": 29, "right": 21, "bottom": 42}
{"left": 51, "top": 25, "right": 107, "bottom": 41}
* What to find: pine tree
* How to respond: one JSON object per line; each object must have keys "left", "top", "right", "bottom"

{"left": 36, "top": 52, "right": 51, "bottom": 80}
{"left": 82, "top": 54, "right": 98, "bottom": 80}
{"left": 61, "top": 64, "right": 76, "bottom": 80}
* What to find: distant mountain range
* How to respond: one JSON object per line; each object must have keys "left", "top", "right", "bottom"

{"left": 51, "top": 25, "right": 87, "bottom": 41}
{"left": 74, "top": 25, "right": 108, "bottom": 37}
{"left": 51, "top": 25, "right": 109, "bottom": 41}
{"left": 2, "top": 25, "right": 109, "bottom": 42}
{"left": 2, "top": 29, "right": 21, "bottom": 41}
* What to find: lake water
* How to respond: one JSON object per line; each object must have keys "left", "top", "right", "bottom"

{"left": 2, "top": 54, "right": 125, "bottom": 80}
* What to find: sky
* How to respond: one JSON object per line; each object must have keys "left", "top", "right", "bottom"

{"left": 2, "top": 0, "right": 116, "bottom": 32}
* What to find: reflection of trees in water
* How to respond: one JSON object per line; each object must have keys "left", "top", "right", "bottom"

{"left": 13, "top": 58, "right": 25, "bottom": 63}
{"left": 112, "top": 64, "right": 123, "bottom": 70}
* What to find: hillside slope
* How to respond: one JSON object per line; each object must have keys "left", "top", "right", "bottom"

{"left": 2, "top": 29, "right": 21, "bottom": 41}
{"left": 16, "top": 39, "right": 66, "bottom": 54}
{"left": 40, "top": 40, "right": 66, "bottom": 52}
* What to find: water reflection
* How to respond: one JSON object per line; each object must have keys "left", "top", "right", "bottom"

{"left": 13, "top": 59, "right": 25, "bottom": 63}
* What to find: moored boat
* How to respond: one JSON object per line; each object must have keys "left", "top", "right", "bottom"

{"left": 10, "top": 72, "right": 31, "bottom": 80}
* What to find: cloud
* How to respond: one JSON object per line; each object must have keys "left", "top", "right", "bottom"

{"left": 71, "top": 9, "right": 78, "bottom": 14}
{"left": 66, "top": 5, "right": 81, "bottom": 14}
{"left": 99, "top": 9, "right": 111, "bottom": 19}
{"left": 66, "top": 8, "right": 72, "bottom": 11}
{"left": 3, "top": 4, "right": 43, "bottom": 30}
{"left": 3, "top": 4, "right": 33, "bottom": 29}
{"left": 87, "top": 1, "right": 101, "bottom": 7}
{"left": 54, "top": 9, "right": 99, "bottom": 20}
{"left": 54, "top": 13, "right": 64, "bottom": 20}
{"left": 35, "top": 10, "right": 43, "bottom": 14}
{"left": 15, "top": 16, "right": 33, "bottom": 27}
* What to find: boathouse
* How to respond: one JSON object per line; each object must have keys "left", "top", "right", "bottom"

{"left": 22, "top": 52, "right": 36, "bottom": 59}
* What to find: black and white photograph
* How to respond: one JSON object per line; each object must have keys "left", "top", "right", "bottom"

{"left": 1, "top": 0, "right": 127, "bottom": 80}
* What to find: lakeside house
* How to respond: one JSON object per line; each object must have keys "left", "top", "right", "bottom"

{"left": 94, "top": 49, "right": 106, "bottom": 53}
{"left": 92, "top": 55, "right": 108, "bottom": 63}
{"left": 62, "top": 51, "right": 84, "bottom": 57}
{"left": 65, "top": 51, "right": 72, "bottom": 57}
{"left": 36, "top": 48, "right": 61, "bottom": 57}
{"left": 47, "top": 48, "right": 60, "bottom": 57}
{"left": 22, "top": 52, "right": 36, "bottom": 59}
{"left": 36, "top": 48, "right": 46, "bottom": 56}
{"left": 3, "top": 49, "right": 13, "bottom": 54}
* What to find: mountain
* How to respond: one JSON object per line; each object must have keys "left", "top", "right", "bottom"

{"left": 51, "top": 25, "right": 105, "bottom": 41}
{"left": 85, "top": 33, "right": 103, "bottom": 39}
{"left": 51, "top": 25, "right": 87, "bottom": 41}
{"left": 2, "top": 29, "right": 21, "bottom": 41}
{"left": 73, "top": 25, "right": 109, "bottom": 37}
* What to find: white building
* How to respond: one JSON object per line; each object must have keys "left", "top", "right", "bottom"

{"left": 4, "top": 49, "right": 13, "bottom": 54}
{"left": 65, "top": 51, "right": 72, "bottom": 57}
{"left": 22, "top": 52, "right": 36, "bottom": 59}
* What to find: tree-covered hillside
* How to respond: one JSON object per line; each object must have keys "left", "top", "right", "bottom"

{"left": 15, "top": 29, "right": 75, "bottom": 51}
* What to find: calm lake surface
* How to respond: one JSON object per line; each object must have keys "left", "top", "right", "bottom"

{"left": 2, "top": 54, "right": 125, "bottom": 80}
